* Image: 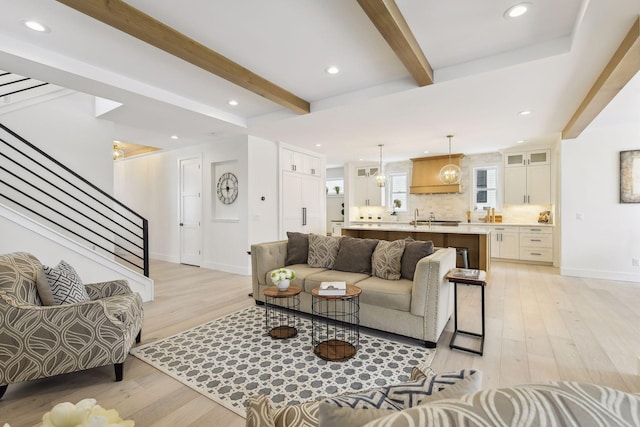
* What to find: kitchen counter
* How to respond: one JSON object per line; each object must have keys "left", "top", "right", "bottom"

{"left": 342, "top": 224, "right": 491, "bottom": 271}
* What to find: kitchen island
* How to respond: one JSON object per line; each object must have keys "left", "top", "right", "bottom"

{"left": 342, "top": 224, "right": 492, "bottom": 271}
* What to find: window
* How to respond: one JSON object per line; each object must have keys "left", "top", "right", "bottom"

{"left": 388, "top": 173, "right": 408, "bottom": 212}
{"left": 471, "top": 165, "right": 500, "bottom": 211}
{"left": 326, "top": 178, "right": 344, "bottom": 196}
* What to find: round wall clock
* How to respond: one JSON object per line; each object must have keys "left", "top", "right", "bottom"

{"left": 216, "top": 172, "right": 238, "bottom": 204}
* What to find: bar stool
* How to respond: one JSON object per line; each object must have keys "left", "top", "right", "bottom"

{"left": 456, "top": 247, "right": 470, "bottom": 269}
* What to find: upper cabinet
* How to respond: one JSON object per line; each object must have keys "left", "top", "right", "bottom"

{"left": 282, "top": 148, "right": 321, "bottom": 176}
{"left": 504, "top": 149, "right": 551, "bottom": 205}
{"left": 410, "top": 154, "right": 464, "bottom": 194}
{"left": 354, "top": 165, "right": 383, "bottom": 206}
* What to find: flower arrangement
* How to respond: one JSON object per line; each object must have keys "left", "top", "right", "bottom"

{"left": 270, "top": 268, "right": 295, "bottom": 285}
{"left": 3, "top": 399, "right": 135, "bottom": 427}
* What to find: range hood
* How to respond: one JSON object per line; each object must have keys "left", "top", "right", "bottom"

{"left": 410, "top": 154, "right": 464, "bottom": 194}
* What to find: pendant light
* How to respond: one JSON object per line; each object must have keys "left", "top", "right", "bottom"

{"left": 439, "top": 135, "right": 461, "bottom": 184}
{"left": 375, "top": 144, "right": 386, "bottom": 187}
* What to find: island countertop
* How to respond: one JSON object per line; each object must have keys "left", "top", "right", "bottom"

{"left": 343, "top": 224, "right": 492, "bottom": 235}
{"left": 342, "top": 224, "right": 492, "bottom": 271}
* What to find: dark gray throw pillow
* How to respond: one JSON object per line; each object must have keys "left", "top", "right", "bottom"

{"left": 285, "top": 232, "right": 309, "bottom": 265}
{"left": 401, "top": 238, "right": 435, "bottom": 280}
{"left": 332, "top": 237, "right": 379, "bottom": 274}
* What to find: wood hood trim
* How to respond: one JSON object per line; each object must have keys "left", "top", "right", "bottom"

{"left": 410, "top": 153, "right": 463, "bottom": 194}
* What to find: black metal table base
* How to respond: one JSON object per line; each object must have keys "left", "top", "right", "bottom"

{"left": 449, "top": 280, "right": 485, "bottom": 356}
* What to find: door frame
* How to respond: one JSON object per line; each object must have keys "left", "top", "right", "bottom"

{"left": 178, "top": 154, "right": 203, "bottom": 266}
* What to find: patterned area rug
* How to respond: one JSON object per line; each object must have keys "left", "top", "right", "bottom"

{"left": 131, "top": 306, "right": 435, "bottom": 417}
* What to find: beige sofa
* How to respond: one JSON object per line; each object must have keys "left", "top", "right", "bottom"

{"left": 250, "top": 235, "right": 456, "bottom": 347}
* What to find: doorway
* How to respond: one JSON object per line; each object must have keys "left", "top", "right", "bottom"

{"left": 179, "top": 155, "right": 202, "bottom": 266}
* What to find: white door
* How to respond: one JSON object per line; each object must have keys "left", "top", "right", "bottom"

{"left": 179, "top": 156, "right": 202, "bottom": 266}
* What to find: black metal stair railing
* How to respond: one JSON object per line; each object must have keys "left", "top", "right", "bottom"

{"left": 0, "top": 123, "right": 149, "bottom": 277}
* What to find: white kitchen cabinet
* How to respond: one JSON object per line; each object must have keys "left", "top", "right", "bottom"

{"left": 354, "top": 165, "right": 383, "bottom": 206}
{"left": 282, "top": 148, "right": 320, "bottom": 176}
{"left": 504, "top": 149, "right": 551, "bottom": 205}
{"left": 282, "top": 171, "right": 323, "bottom": 236}
{"left": 490, "top": 226, "right": 520, "bottom": 260}
{"left": 519, "top": 226, "right": 553, "bottom": 262}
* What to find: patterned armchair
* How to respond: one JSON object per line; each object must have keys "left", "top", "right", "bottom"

{"left": 0, "top": 252, "right": 144, "bottom": 399}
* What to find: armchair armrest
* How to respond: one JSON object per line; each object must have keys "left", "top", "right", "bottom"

{"left": 85, "top": 279, "right": 133, "bottom": 300}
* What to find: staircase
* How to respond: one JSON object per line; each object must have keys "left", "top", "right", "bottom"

{"left": 0, "top": 121, "right": 153, "bottom": 302}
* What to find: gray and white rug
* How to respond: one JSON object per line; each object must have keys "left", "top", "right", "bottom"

{"left": 130, "top": 306, "right": 435, "bottom": 417}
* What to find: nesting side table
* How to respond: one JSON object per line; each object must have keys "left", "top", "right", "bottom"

{"left": 263, "top": 285, "right": 301, "bottom": 339}
{"left": 311, "top": 285, "right": 361, "bottom": 361}
{"left": 446, "top": 268, "right": 487, "bottom": 355}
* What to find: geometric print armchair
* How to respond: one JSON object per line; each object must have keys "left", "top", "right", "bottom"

{"left": 0, "top": 252, "right": 143, "bottom": 399}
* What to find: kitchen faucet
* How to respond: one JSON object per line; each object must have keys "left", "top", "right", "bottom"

{"left": 413, "top": 208, "right": 419, "bottom": 227}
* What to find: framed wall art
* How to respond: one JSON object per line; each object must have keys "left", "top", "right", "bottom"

{"left": 620, "top": 149, "right": 640, "bottom": 203}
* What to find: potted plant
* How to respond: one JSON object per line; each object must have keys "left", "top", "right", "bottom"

{"left": 334, "top": 185, "right": 340, "bottom": 195}
{"left": 391, "top": 199, "right": 401, "bottom": 216}
{"left": 270, "top": 268, "right": 296, "bottom": 291}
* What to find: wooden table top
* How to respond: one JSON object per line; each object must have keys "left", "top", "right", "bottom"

{"left": 263, "top": 285, "right": 302, "bottom": 298}
{"left": 446, "top": 268, "right": 487, "bottom": 285}
{"left": 311, "top": 284, "right": 362, "bottom": 299}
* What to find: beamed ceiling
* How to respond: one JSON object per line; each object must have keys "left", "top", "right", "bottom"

{"left": 0, "top": 0, "right": 638, "bottom": 166}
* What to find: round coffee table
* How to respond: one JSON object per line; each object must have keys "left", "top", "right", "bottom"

{"left": 311, "top": 284, "right": 362, "bottom": 361}
{"left": 263, "top": 285, "right": 302, "bottom": 339}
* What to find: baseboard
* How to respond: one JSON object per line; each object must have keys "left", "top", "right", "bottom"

{"left": 201, "top": 261, "right": 250, "bottom": 276}
{"left": 560, "top": 267, "right": 640, "bottom": 284}
{"left": 150, "top": 252, "right": 180, "bottom": 264}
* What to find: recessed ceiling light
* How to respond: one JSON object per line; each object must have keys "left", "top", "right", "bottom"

{"left": 518, "top": 110, "right": 532, "bottom": 116}
{"left": 504, "top": 3, "right": 531, "bottom": 19}
{"left": 423, "top": 150, "right": 430, "bottom": 154}
{"left": 325, "top": 66, "right": 340, "bottom": 75}
{"left": 171, "top": 135, "right": 179, "bottom": 140}
{"left": 516, "top": 140, "right": 525, "bottom": 144}
{"left": 228, "top": 100, "right": 238, "bottom": 106}
{"left": 315, "top": 144, "right": 322, "bottom": 147}
{"left": 24, "top": 20, "right": 50, "bottom": 33}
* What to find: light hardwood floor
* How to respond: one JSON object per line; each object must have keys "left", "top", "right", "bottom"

{"left": 2, "top": 260, "right": 640, "bottom": 426}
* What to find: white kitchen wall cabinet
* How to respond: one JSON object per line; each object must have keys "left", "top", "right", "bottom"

{"left": 282, "top": 171, "right": 323, "bottom": 236}
{"left": 354, "top": 165, "right": 383, "bottom": 206}
{"left": 490, "top": 226, "right": 520, "bottom": 259}
{"left": 504, "top": 149, "right": 551, "bottom": 205}
{"left": 281, "top": 148, "right": 320, "bottom": 176}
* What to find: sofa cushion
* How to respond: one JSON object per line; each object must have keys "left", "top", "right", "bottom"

{"left": 43, "top": 260, "right": 91, "bottom": 305}
{"left": 355, "top": 276, "right": 412, "bottom": 312}
{"left": 246, "top": 394, "right": 276, "bottom": 427}
{"left": 324, "top": 389, "right": 403, "bottom": 410}
{"left": 273, "top": 400, "right": 320, "bottom": 427}
{"left": 319, "top": 404, "right": 395, "bottom": 427}
{"left": 383, "top": 369, "right": 482, "bottom": 408}
{"left": 401, "top": 239, "right": 435, "bottom": 281}
{"left": 332, "top": 237, "right": 379, "bottom": 274}
{"left": 308, "top": 234, "right": 342, "bottom": 268}
{"left": 372, "top": 239, "right": 405, "bottom": 280}
{"left": 304, "top": 270, "right": 370, "bottom": 293}
{"left": 268, "top": 264, "right": 327, "bottom": 291}
{"left": 35, "top": 265, "right": 56, "bottom": 306}
{"left": 363, "top": 382, "right": 640, "bottom": 427}
{"left": 285, "top": 232, "right": 309, "bottom": 266}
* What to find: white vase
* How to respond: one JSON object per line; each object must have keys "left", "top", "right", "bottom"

{"left": 276, "top": 279, "right": 290, "bottom": 291}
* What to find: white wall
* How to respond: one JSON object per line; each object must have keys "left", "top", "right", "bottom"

{"left": 561, "top": 122, "right": 640, "bottom": 283}
{"left": 1, "top": 92, "right": 114, "bottom": 193}
{"left": 114, "top": 135, "right": 279, "bottom": 275}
